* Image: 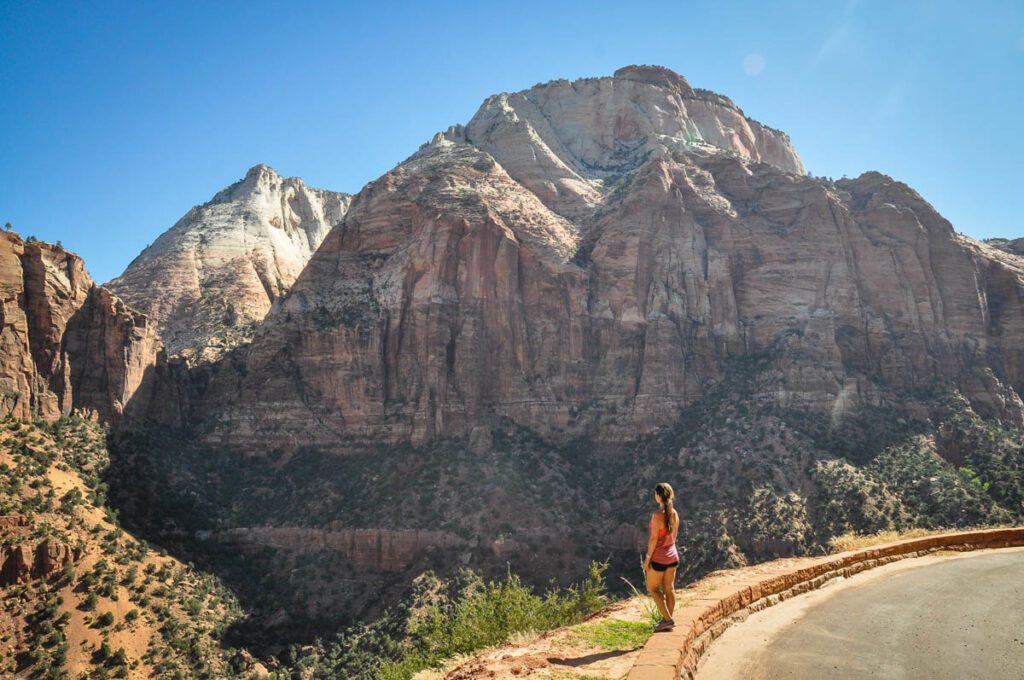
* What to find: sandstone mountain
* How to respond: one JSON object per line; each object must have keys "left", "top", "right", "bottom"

{"left": 193, "top": 65, "right": 1024, "bottom": 453}
{"left": 0, "top": 231, "right": 162, "bottom": 423}
{"left": 104, "top": 68, "right": 1024, "bottom": 650}
{"left": 106, "top": 165, "right": 350, "bottom": 361}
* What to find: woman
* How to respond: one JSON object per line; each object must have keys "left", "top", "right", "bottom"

{"left": 644, "top": 482, "right": 679, "bottom": 632}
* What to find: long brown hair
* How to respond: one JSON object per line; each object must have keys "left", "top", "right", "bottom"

{"left": 655, "top": 482, "right": 677, "bottom": 535}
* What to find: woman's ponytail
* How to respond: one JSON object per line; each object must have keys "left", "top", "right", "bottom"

{"left": 655, "top": 482, "right": 676, "bottom": 535}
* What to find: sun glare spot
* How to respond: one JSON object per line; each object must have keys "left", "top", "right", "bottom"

{"left": 743, "top": 53, "right": 766, "bottom": 76}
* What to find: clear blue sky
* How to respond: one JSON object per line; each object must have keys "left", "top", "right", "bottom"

{"left": 2, "top": 1, "right": 1022, "bottom": 284}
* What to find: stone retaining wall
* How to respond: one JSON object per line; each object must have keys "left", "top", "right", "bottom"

{"left": 627, "top": 527, "right": 1024, "bottom": 680}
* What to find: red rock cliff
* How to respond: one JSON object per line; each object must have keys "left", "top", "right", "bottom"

{"left": 0, "top": 231, "right": 163, "bottom": 422}
{"left": 194, "top": 69, "right": 1024, "bottom": 452}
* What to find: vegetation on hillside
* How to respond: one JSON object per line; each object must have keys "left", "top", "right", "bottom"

{"left": 107, "top": 422, "right": 592, "bottom": 649}
{"left": 2, "top": 415, "right": 615, "bottom": 679}
{"left": 0, "top": 415, "right": 251, "bottom": 678}
{"left": 8, "top": 389, "right": 1017, "bottom": 678}
{"left": 91, "top": 350, "right": 1024, "bottom": 676}
{"left": 591, "top": 353, "right": 1022, "bottom": 582}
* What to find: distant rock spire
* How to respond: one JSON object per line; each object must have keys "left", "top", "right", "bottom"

{"left": 106, "top": 166, "right": 351, "bottom": 361}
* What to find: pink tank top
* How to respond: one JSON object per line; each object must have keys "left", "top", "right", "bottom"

{"left": 649, "top": 513, "right": 679, "bottom": 563}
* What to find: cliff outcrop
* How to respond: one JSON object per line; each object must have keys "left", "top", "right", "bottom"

{"left": 0, "top": 514, "right": 77, "bottom": 585}
{"left": 0, "top": 538, "right": 80, "bottom": 585}
{"left": 0, "top": 231, "right": 162, "bottom": 422}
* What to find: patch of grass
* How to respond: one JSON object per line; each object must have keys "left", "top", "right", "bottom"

{"left": 568, "top": 618, "right": 651, "bottom": 651}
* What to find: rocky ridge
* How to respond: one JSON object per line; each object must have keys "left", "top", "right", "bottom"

{"left": 985, "top": 236, "right": 1024, "bottom": 258}
{"left": 0, "top": 515, "right": 79, "bottom": 586}
{"left": 107, "top": 165, "right": 350, "bottom": 361}
{"left": 458, "top": 64, "right": 804, "bottom": 219}
{"left": 204, "top": 527, "right": 465, "bottom": 573}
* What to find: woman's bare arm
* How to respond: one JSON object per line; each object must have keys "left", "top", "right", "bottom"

{"left": 644, "top": 512, "right": 661, "bottom": 569}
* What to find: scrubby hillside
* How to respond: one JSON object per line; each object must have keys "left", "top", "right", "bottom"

{"left": 0, "top": 416, "right": 256, "bottom": 679}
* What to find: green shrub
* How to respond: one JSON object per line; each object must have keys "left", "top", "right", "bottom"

{"left": 380, "top": 559, "right": 609, "bottom": 678}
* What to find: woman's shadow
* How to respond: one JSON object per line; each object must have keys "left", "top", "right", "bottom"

{"left": 546, "top": 647, "right": 640, "bottom": 666}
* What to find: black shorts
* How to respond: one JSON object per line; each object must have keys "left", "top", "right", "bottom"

{"left": 649, "top": 559, "right": 679, "bottom": 572}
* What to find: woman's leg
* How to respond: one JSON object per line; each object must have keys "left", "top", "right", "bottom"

{"left": 645, "top": 567, "right": 671, "bottom": 621}
{"left": 660, "top": 566, "right": 677, "bottom": 618}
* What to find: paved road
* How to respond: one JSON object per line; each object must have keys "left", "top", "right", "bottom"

{"left": 697, "top": 548, "right": 1024, "bottom": 680}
